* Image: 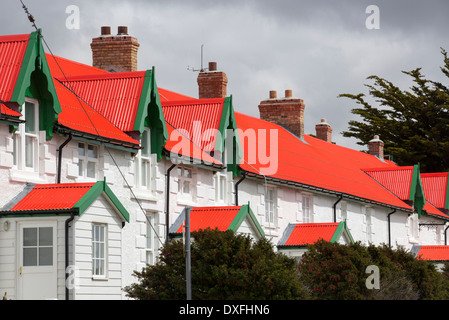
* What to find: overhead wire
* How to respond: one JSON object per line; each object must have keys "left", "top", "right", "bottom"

{"left": 18, "top": 0, "right": 164, "bottom": 246}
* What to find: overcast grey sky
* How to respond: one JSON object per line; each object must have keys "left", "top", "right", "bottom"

{"left": 2, "top": 0, "right": 449, "bottom": 150}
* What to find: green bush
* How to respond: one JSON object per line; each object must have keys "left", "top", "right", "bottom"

{"left": 124, "top": 228, "right": 308, "bottom": 300}
{"left": 297, "top": 240, "right": 449, "bottom": 300}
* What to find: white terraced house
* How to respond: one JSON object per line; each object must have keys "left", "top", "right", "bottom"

{"left": 0, "top": 27, "right": 448, "bottom": 300}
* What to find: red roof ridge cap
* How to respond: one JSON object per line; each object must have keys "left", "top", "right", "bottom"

{"left": 295, "top": 222, "right": 339, "bottom": 227}
{"left": 161, "top": 97, "right": 225, "bottom": 106}
{"left": 362, "top": 166, "right": 412, "bottom": 173}
{"left": 34, "top": 182, "right": 96, "bottom": 189}
{"left": 421, "top": 172, "right": 449, "bottom": 177}
{"left": 0, "top": 34, "right": 30, "bottom": 42}
{"left": 57, "top": 70, "right": 146, "bottom": 82}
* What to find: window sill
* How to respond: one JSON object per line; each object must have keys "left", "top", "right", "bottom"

{"left": 9, "top": 169, "right": 47, "bottom": 184}
{"left": 76, "top": 177, "right": 98, "bottom": 183}
{"left": 177, "top": 197, "right": 195, "bottom": 207}
{"left": 92, "top": 275, "right": 108, "bottom": 281}
{"left": 132, "top": 188, "right": 158, "bottom": 202}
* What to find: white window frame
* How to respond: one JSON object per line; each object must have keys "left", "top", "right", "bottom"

{"left": 177, "top": 166, "right": 193, "bottom": 198}
{"left": 92, "top": 223, "right": 107, "bottom": 279}
{"left": 265, "top": 187, "right": 277, "bottom": 226}
{"left": 214, "top": 170, "right": 229, "bottom": 204}
{"left": 302, "top": 193, "right": 313, "bottom": 223}
{"left": 135, "top": 129, "right": 156, "bottom": 192}
{"left": 78, "top": 142, "right": 99, "bottom": 180}
{"left": 13, "top": 98, "right": 39, "bottom": 172}
{"left": 365, "top": 206, "right": 373, "bottom": 243}
{"left": 145, "top": 212, "right": 159, "bottom": 265}
{"left": 409, "top": 213, "right": 420, "bottom": 243}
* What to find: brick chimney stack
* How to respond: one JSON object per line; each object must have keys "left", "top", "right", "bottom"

{"left": 368, "top": 135, "right": 384, "bottom": 160}
{"left": 315, "top": 118, "right": 333, "bottom": 143}
{"left": 197, "top": 62, "right": 228, "bottom": 99}
{"left": 258, "top": 89, "right": 306, "bottom": 140}
{"left": 91, "top": 26, "right": 140, "bottom": 72}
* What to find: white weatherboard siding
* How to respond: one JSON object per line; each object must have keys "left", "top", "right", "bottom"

{"left": 72, "top": 195, "right": 123, "bottom": 300}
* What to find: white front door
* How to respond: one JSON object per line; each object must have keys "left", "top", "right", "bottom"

{"left": 18, "top": 222, "right": 57, "bottom": 300}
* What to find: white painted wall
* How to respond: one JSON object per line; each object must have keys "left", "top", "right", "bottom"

{"left": 0, "top": 121, "right": 448, "bottom": 300}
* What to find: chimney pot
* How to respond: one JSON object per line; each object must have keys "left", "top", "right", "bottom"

{"left": 208, "top": 62, "right": 217, "bottom": 72}
{"left": 315, "top": 118, "right": 332, "bottom": 143}
{"left": 368, "top": 135, "right": 384, "bottom": 160}
{"left": 259, "top": 91, "right": 306, "bottom": 140}
{"left": 91, "top": 26, "right": 139, "bottom": 72}
{"left": 101, "top": 26, "right": 111, "bottom": 35}
{"left": 197, "top": 62, "right": 228, "bottom": 99}
{"left": 285, "top": 89, "right": 292, "bottom": 98}
{"left": 118, "top": 26, "right": 128, "bottom": 35}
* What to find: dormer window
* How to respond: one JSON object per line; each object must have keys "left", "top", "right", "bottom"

{"left": 135, "top": 129, "right": 156, "bottom": 192}
{"left": 13, "top": 99, "right": 39, "bottom": 171}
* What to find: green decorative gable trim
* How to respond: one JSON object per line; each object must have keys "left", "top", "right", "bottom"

{"left": 228, "top": 204, "right": 265, "bottom": 238}
{"left": 330, "top": 221, "right": 354, "bottom": 244}
{"left": 217, "top": 95, "right": 243, "bottom": 178}
{"left": 409, "top": 164, "right": 426, "bottom": 218}
{"left": 135, "top": 67, "right": 168, "bottom": 161}
{"left": 11, "top": 30, "right": 61, "bottom": 140}
{"left": 74, "top": 180, "right": 130, "bottom": 222}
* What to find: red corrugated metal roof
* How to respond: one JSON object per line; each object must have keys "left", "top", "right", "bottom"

{"left": 416, "top": 245, "right": 449, "bottom": 261}
{"left": 235, "top": 112, "right": 411, "bottom": 210}
{"left": 11, "top": 183, "right": 95, "bottom": 211}
{"left": 421, "top": 173, "right": 448, "bottom": 209}
{"left": 0, "top": 34, "right": 29, "bottom": 102}
{"left": 175, "top": 206, "right": 242, "bottom": 233}
{"left": 57, "top": 72, "right": 146, "bottom": 132}
{"left": 283, "top": 223, "right": 340, "bottom": 246}
{"left": 363, "top": 166, "right": 414, "bottom": 200}
{"left": 46, "top": 53, "right": 110, "bottom": 77}
{"left": 164, "top": 121, "right": 222, "bottom": 165}
{"left": 162, "top": 98, "right": 225, "bottom": 152}
{"left": 159, "top": 88, "right": 198, "bottom": 102}
{"left": 55, "top": 80, "right": 140, "bottom": 147}
{"left": 1, "top": 103, "right": 21, "bottom": 117}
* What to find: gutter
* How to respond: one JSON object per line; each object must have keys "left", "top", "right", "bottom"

{"left": 234, "top": 173, "right": 246, "bottom": 206}
{"left": 55, "top": 125, "right": 141, "bottom": 151}
{"left": 240, "top": 169, "right": 411, "bottom": 214}
{"left": 57, "top": 134, "right": 72, "bottom": 183}
{"left": 165, "top": 164, "right": 177, "bottom": 243}
{"left": 387, "top": 209, "right": 397, "bottom": 248}
{"left": 333, "top": 194, "right": 343, "bottom": 223}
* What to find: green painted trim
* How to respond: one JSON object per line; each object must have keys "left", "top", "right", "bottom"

{"left": 330, "top": 221, "right": 354, "bottom": 244}
{"left": 445, "top": 174, "right": 449, "bottom": 210}
{"left": 228, "top": 204, "right": 265, "bottom": 238}
{"left": 73, "top": 181, "right": 130, "bottom": 222}
{"left": 103, "top": 183, "right": 130, "bottom": 222}
{"left": 10, "top": 30, "right": 61, "bottom": 140}
{"left": 409, "top": 164, "right": 426, "bottom": 217}
{"left": 142, "top": 67, "right": 169, "bottom": 162}
{"left": 133, "top": 70, "right": 152, "bottom": 133}
{"left": 73, "top": 181, "right": 103, "bottom": 214}
{"left": 217, "top": 96, "right": 243, "bottom": 178}
{"left": 10, "top": 32, "right": 37, "bottom": 105}
{"left": 0, "top": 209, "right": 76, "bottom": 218}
